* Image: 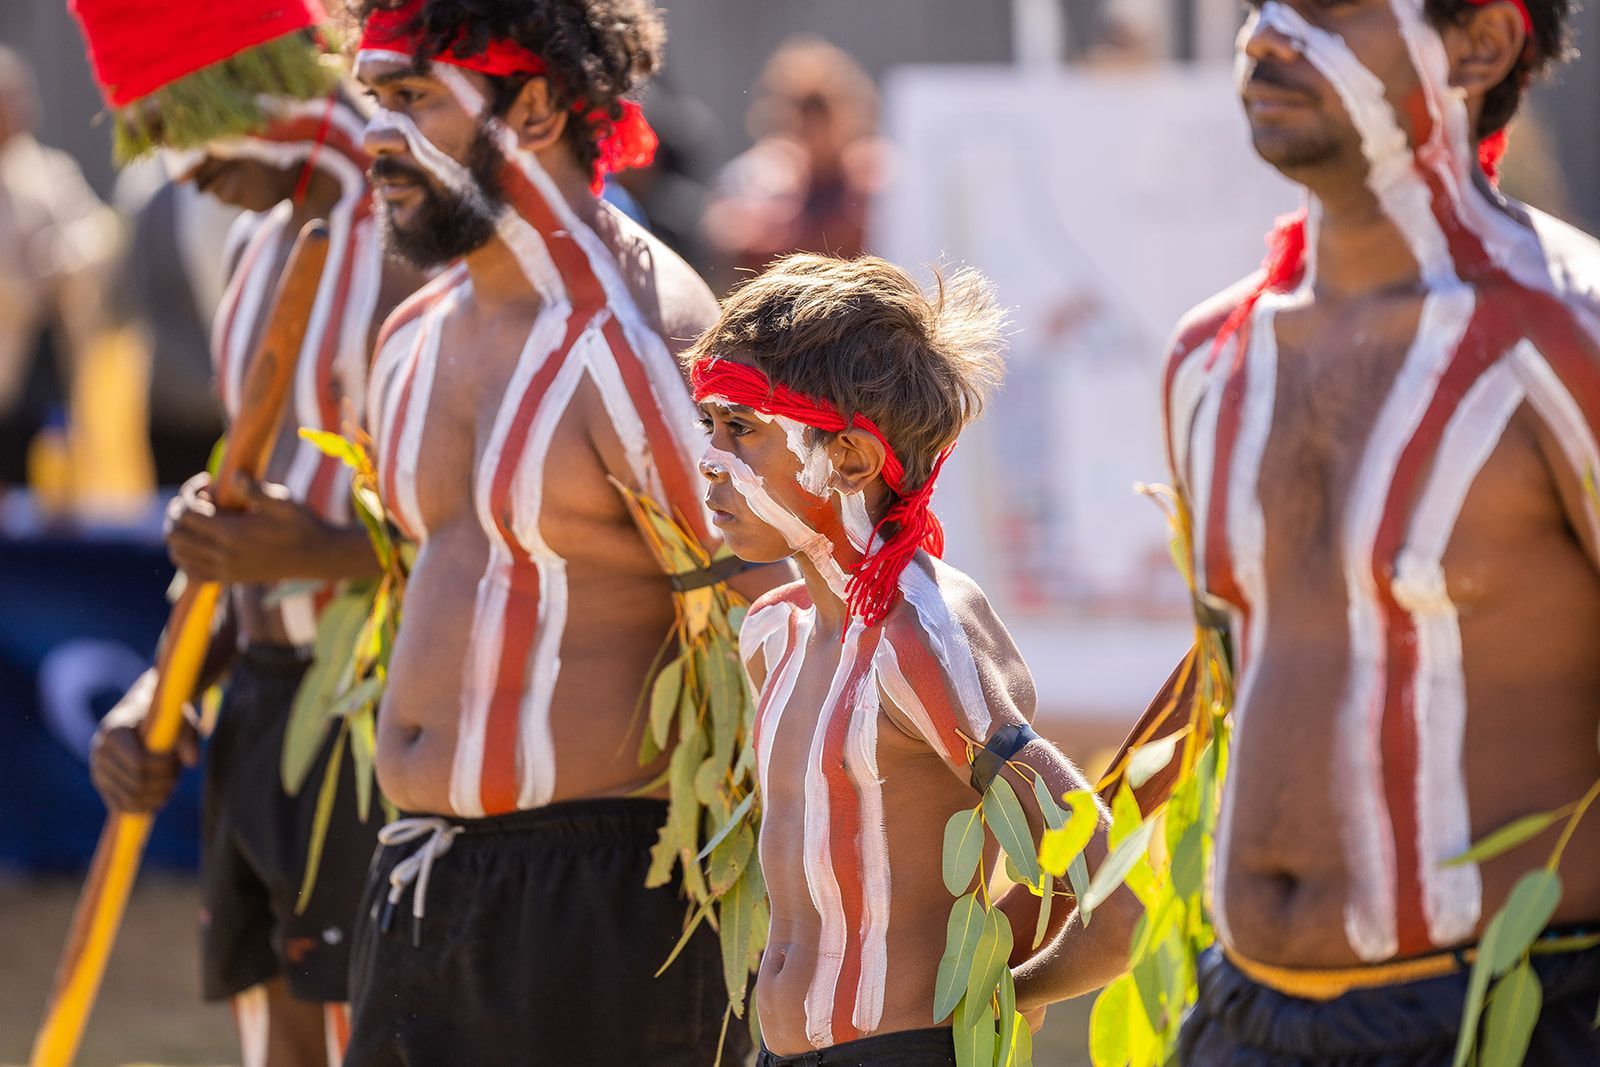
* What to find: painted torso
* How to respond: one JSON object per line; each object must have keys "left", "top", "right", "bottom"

{"left": 745, "top": 556, "right": 1031, "bottom": 1055}
{"left": 210, "top": 98, "right": 383, "bottom": 647}
{"left": 367, "top": 120, "right": 714, "bottom": 818}
{"left": 1164, "top": 223, "right": 1600, "bottom": 966}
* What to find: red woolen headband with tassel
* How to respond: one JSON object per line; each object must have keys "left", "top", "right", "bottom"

{"left": 691, "top": 357, "right": 951, "bottom": 627}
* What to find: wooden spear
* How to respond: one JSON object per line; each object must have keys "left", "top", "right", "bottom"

{"left": 32, "top": 221, "right": 331, "bottom": 1067}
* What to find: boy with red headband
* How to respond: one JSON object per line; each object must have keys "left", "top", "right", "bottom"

{"left": 689, "top": 254, "right": 1142, "bottom": 1065}
{"left": 69, "top": 1, "right": 423, "bottom": 1063}
{"left": 344, "top": 1, "right": 786, "bottom": 1063}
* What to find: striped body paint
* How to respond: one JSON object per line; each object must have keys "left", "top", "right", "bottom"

{"left": 210, "top": 96, "right": 382, "bottom": 645}
{"left": 1167, "top": 0, "right": 1600, "bottom": 961}
{"left": 360, "top": 53, "right": 710, "bottom": 816}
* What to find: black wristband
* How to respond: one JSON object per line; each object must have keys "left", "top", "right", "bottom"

{"left": 969, "top": 722, "right": 1040, "bottom": 794}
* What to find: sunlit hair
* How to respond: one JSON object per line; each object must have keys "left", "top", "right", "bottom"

{"left": 685, "top": 253, "right": 1007, "bottom": 489}
{"left": 1424, "top": 0, "right": 1574, "bottom": 137}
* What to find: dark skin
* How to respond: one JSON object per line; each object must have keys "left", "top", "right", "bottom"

{"left": 355, "top": 58, "right": 788, "bottom": 815}
{"left": 1183, "top": 0, "right": 1600, "bottom": 967}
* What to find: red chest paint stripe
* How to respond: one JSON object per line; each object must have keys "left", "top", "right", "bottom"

{"left": 881, "top": 615, "right": 967, "bottom": 762}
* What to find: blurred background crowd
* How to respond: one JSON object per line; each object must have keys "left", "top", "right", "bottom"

{"left": 0, "top": 0, "right": 1597, "bottom": 1060}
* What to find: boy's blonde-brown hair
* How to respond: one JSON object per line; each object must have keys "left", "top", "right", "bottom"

{"left": 685, "top": 254, "right": 1006, "bottom": 488}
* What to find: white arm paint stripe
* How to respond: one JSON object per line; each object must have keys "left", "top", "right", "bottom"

{"left": 871, "top": 639, "right": 959, "bottom": 765}
{"left": 1167, "top": 342, "right": 1211, "bottom": 490}
{"left": 897, "top": 559, "right": 992, "bottom": 740}
{"left": 1516, "top": 344, "right": 1600, "bottom": 550}
{"left": 756, "top": 612, "right": 809, "bottom": 794}
{"left": 801, "top": 622, "right": 866, "bottom": 1048}
{"left": 740, "top": 601, "right": 794, "bottom": 667}
{"left": 393, "top": 304, "right": 449, "bottom": 540}
{"left": 848, "top": 673, "right": 890, "bottom": 1033}
{"left": 222, "top": 207, "right": 290, "bottom": 418}
{"left": 1187, "top": 339, "right": 1233, "bottom": 590}
{"left": 282, "top": 197, "right": 354, "bottom": 500}
{"left": 1335, "top": 285, "right": 1475, "bottom": 961}
{"left": 1226, "top": 299, "right": 1280, "bottom": 645}
{"left": 371, "top": 317, "right": 423, "bottom": 457}
{"left": 1396, "top": 358, "right": 1522, "bottom": 946}
{"left": 580, "top": 326, "right": 668, "bottom": 503}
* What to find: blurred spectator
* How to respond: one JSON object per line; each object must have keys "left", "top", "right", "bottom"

{"left": 701, "top": 35, "right": 888, "bottom": 289}
{"left": 0, "top": 45, "right": 122, "bottom": 490}
{"left": 114, "top": 162, "right": 236, "bottom": 485}
{"left": 611, "top": 79, "right": 720, "bottom": 277}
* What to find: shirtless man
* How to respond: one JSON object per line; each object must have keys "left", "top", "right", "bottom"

{"left": 689, "top": 255, "right": 1141, "bottom": 1064}
{"left": 72, "top": 1, "right": 420, "bottom": 1063}
{"left": 1161, "top": 0, "right": 1600, "bottom": 1061}
{"left": 345, "top": 1, "right": 783, "bottom": 1062}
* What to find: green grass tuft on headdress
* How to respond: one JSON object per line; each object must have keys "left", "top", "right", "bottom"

{"left": 112, "top": 33, "right": 338, "bottom": 163}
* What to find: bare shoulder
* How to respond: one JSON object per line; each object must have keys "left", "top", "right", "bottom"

{"left": 886, "top": 555, "right": 1037, "bottom": 726}
{"left": 598, "top": 203, "right": 720, "bottom": 354}
{"left": 1521, "top": 205, "right": 1600, "bottom": 318}
{"left": 1166, "top": 273, "right": 1262, "bottom": 369}
{"left": 746, "top": 579, "right": 812, "bottom": 619}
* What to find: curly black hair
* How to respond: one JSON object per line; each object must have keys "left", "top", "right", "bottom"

{"left": 354, "top": 0, "right": 665, "bottom": 175}
{"left": 1425, "top": 0, "right": 1576, "bottom": 137}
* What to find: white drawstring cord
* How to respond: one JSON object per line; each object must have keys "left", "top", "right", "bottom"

{"left": 377, "top": 816, "right": 462, "bottom": 945}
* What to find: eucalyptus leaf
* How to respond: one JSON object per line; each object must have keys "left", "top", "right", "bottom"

{"left": 298, "top": 426, "right": 361, "bottom": 467}
{"left": 281, "top": 591, "right": 371, "bottom": 796}
{"left": 718, "top": 863, "right": 758, "bottom": 1014}
{"left": 985, "top": 776, "right": 1041, "bottom": 886}
{"left": 349, "top": 708, "right": 376, "bottom": 822}
{"left": 650, "top": 658, "right": 684, "bottom": 750}
{"left": 1445, "top": 810, "right": 1560, "bottom": 868}
{"left": 943, "top": 806, "right": 985, "bottom": 896}
{"left": 1127, "top": 733, "right": 1181, "bottom": 791}
{"left": 1083, "top": 819, "right": 1157, "bottom": 914}
{"left": 1089, "top": 974, "right": 1132, "bottom": 1067}
{"left": 1039, "top": 791, "right": 1098, "bottom": 878}
{"left": 1480, "top": 959, "right": 1542, "bottom": 1067}
{"left": 1011, "top": 1010, "right": 1034, "bottom": 1067}
{"left": 1032, "top": 874, "right": 1054, "bottom": 951}
{"left": 965, "top": 904, "right": 1014, "bottom": 1018}
{"left": 997, "top": 968, "right": 1018, "bottom": 1066}
{"left": 953, "top": 993, "right": 997, "bottom": 1067}
{"left": 698, "top": 791, "right": 756, "bottom": 861}
{"left": 708, "top": 823, "right": 755, "bottom": 897}
{"left": 1484, "top": 869, "right": 1562, "bottom": 977}
{"left": 1032, "top": 775, "right": 1068, "bottom": 830}
{"left": 935, "top": 892, "right": 986, "bottom": 1022}
{"left": 1109, "top": 781, "right": 1141, "bottom": 852}
{"left": 293, "top": 722, "right": 347, "bottom": 915}
{"left": 1170, "top": 819, "right": 1206, "bottom": 902}
{"left": 1067, "top": 852, "right": 1092, "bottom": 925}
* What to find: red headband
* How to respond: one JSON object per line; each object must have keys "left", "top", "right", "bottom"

{"left": 1466, "top": 0, "right": 1534, "bottom": 36}
{"left": 359, "top": 0, "right": 657, "bottom": 193}
{"left": 691, "top": 357, "right": 951, "bottom": 627}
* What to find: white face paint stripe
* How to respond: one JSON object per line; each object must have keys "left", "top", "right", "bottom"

{"left": 1335, "top": 285, "right": 1476, "bottom": 961}
{"left": 1256, "top": 2, "right": 1456, "bottom": 287}
{"left": 231, "top": 985, "right": 269, "bottom": 1067}
{"left": 897, "top": 559, "right": 993, "bottom": 740}
{"left": 702, "top": 443, "right": 851, "bottom": 599}
{"left": 365, "top": 106, "right": 485, "bottom": 201}
{"left": 1394, "top": 358, "right": 1522, "bottom": 946}
{"left": 847, "top": 673, "right": 890, "bottom": 1033}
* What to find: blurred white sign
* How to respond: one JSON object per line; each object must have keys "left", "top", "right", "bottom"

{"left": 873, "top": 64, "right": 1298, "bottom": 719}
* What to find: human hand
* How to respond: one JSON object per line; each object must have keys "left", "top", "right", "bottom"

{"left": 88, "top": 671, "right": 200, "bottom": 814}
{"left": 166, "top": 472, "right": 331, "bottom": 584}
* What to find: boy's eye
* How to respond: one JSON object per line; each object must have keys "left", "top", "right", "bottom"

{"left": 727, "top": 420, "right": 754, "bottom": 438}
{"left": 696, "top": 415, "right": 714, "bottom": 433}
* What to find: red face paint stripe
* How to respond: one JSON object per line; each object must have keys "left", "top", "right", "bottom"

{"left": 822, "top": 625, "right": 883, "bottom": 1044}
{"left": 597, "top": 316, "right": 710, "bottom": 542}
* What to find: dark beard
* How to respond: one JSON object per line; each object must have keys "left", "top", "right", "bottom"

{"left": 374, "top": 126, "right": 504, "bottom": 269}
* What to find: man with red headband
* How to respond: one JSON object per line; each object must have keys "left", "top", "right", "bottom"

{"left": 70, "top": 1, "right": 423, "bottom": 1063}
{"left": 689, "top": 254, "right": 1142, "bottom": 1065}
{"left": 345, "top": 1, "right": 785, "bottom": 1062}
{"left": 1156, "top": 0, "right": 1600, "bottom": 1061}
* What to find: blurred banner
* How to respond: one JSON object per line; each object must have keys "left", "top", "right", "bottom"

{"left": 875, "top": 64, "right": 1297, "bottom": 725}
{"left": 0, "top": 535, "right": 200, "bottom": 873}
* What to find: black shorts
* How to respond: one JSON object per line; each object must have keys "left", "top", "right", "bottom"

{"left": 757, "top": 1027, "right": 956, "bottom": 1066}
{"left": 200, "top": 644, "right": 380, "bottom": 1003}
{"left": 1180, "top": 942, "right": 1600, "bottom": 1066}
{"left": 345, "top": 797, "right": 749, "bottom": 1067}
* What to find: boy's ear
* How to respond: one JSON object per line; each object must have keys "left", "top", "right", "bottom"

{"left": 829, "top": 427, "right": 886, "bottom": 494}
{"left": 502, "top": 75, "right": 568, "bottom": 154}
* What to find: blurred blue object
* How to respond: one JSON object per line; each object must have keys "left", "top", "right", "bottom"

{"left": 0, "top": 532, "right": 201, "bottom": 875}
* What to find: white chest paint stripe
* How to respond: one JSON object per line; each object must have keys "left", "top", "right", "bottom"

{"left": 898, "top": 561, "right": 993, "bottom": 741}
{"left": 1517, "top": 345, "right": 1600, "bottom": 550}
{"left": 1334, "top": 285, "right": 1476, "bottom": 961}
{"left": 1395, "top": 356, "right": 1523, "bottom": 946}
{"left": 846, "top": 670, "right": 890, "bottom": 1034}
